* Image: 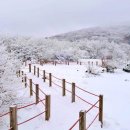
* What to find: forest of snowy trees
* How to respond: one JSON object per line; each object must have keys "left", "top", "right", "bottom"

{"left": 0, "top": 33, "right": 130, "bottom": 127}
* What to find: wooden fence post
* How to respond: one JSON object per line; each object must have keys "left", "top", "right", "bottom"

{"left": 24, "top": 76, "right": 27, "bottom": 87}
{"left": 43, "top": 70, "right": 46, "bottom": 82}
{"left": 37, "top": 68, "right": 39, "bottom": 77}
{"left": 99, "top": 95, "right": 103, "bottom": 128}
{"left": 49, "top": 73, "right": 52, "bottom": 87}
{"left": 30, "top": 79, "right": 33, "bottom": 96}
{"left": 72, "top": 83, "right": 75, "bottom": 102}
{"left": 21, "top": 71, "right": 23, "bottom": 75}
{"left": 18, "top": 70, "right": 20, "bottom": 77}
{"left": 92, "top": 61, "right": 93, "bottom": 66}
{"left": 80, "top": 62, "right": 82, "bottom": 65}
{"left": 36, "top": 84, "right": 39, "bottom": 104}
{"left": 45, "top": 95, "right": 51, "bottom": 121}
{"left": 54, "top": 61, "right": 56, "bottom": 66}
{"left": 79, "top": 110, "right": 86, "bottom": 130}
{"left": 68, "top": 61, "right": 69, "bottom": 65}
{"left": 29, "top": 64, "right": 31, "bottom": 72}
{"left": 62, "top": 79, "right": 66, "bottom": 96}
{"left": 77, "top": 61, "right": 79, "bottom": 64}
{"left": 22, "top": 77, "right": 24, "bottom": 82}
{"left": 34, "top": 66, "right": 36, "bottom": 75}
{"left": 10, "top": 105, "right": 18, "bottom": 130}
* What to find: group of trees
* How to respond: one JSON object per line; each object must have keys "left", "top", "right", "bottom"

{"left": 0, "top": 34, "right": 130, "bottom": 127}
{"left": 1, "top": 35, "right": 130, "bottom": 65}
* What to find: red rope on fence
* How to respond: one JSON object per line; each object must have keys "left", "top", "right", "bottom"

{"left": 32, "top": 82, "right": 36, "bottom": 85}
{"left": 69, "top": 115, "right": 83, "bottom": 130}
{"left": 52, "top": 75, "right": 62, "bottom": 81}
{"left": 17, "top": 99, "right": 45, "bottom": 110}
{"left": 0, "top": 111, "right": 10, "bottom": 117}
{"left": 17, "top": 102, "right": 36, "bottom": 110}
{"left": 32, "top": 90, "right": 45, "bottom": 106}
{"left": 75, "top": 86, "right": 99, "bottom": 97}
{"left": 26, "top": 77, "right": 30, "bottom": 80}
{"left": 32, "top": 89, "right": 36, "bottom": 94}
{"left": 86, "top": 100, "right": 99, "bottom": 113}
{"left": 26, "top": 83, "right": 30, "bottom": 88}
{"left": 39, "top": 98, "right": 45, "bottom": 106}
{"left": 65, "top": 88, "right": 72, "bottom": 93}
{"left": 86, "top": 113, "right": 99, "bottom": 130}
{"left": 39, "top": 88, "right": 46, "bottom": 96}
{"left": 75, "top": 95, "right": 99, "bottom": 108}
{"left": 17, "top": 111, "right": 46, "bottom": 126}
{"left": 52, "top": 81, "right": 63, "bottom": 88}
{"left": 65, "top": 81, "right": 72, "bottom": 85}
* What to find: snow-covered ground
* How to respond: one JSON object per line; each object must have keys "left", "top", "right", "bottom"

{"left": 1, "top": 63, "right": 130, "bottom": 130}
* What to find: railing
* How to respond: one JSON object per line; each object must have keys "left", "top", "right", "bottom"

{"left": 0, "top": 70, "right": 51, "bottom": 130}
{"left": 26, "top": 63, "right": 103, "bottom": 130}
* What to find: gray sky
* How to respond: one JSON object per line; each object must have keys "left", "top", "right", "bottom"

{"left": 0, "top": 0, "right": 130, "bottom": 37}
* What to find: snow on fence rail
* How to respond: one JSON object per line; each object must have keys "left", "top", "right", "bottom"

{"left": 1, "top": 71, "right": 51, "bottom": 130}
{"left": 26, "top": 63, "right": 104, "bottom": 130}
{"left": 24, "top": 59, "right": 102, "bottom": 67}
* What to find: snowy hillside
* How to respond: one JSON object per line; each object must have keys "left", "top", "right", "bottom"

{"left": 50, "top": 25, "right": 130, "bottom": 44}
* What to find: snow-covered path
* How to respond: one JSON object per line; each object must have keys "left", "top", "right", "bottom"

{"left": 20, "top": 64, "right": 130, "bottom": 130}
{"left": 22, "top": 68, "right": 99, "bottom": 130}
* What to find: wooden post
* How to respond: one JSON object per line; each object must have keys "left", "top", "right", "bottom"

{"left": 10, "top": 105, "right": 18, "bottom": 130}
{"left": 18, "top": 70, "right": 20, "bottom": 77}
{"left": 43, "top": 70, "right": 46, "bottom": 82}
{"left": 77, "top": 61, "right": 79, "bottom": 64}
{"left": 22, "top": 77, "right": 24, "bottom": 82}
{"left": 68, "top": 61, "right": 69, "bottom": 65}
{"left": 72, "top": 83, "right": 75, "bottom": 102}
{"left": 30, "top": 79, "right": 33, "bottom": 96}
{"left": 21, "top": 71, "right": 23, "bottom": 75}
{"left": 45, "top": 95, "right": 51, "bottom": 121}
{"left": 36, "top": 84, "right": 39, "bottom": 104}
{"left": 37, "top": 68, "right": 39, "bottom": 77}
{"left": 54, "top": 61, "right": 56, "bottom": 66}
{"left": 62, "top": 79, "right": 66, "bottom": 96}
{"left": 24, "top": 76, "right": 27, "bottom": 87}
{"left": 99, "top": 95, "right": 103, "bottom": 128}
{"left": 49, "top": 73, "right": 52, "bottom": 87}
{"left": 92, "top": 61, "right": 93, "bottom": 66}
{"left": 34, "top": 66, "right": 36, "bottom": 75}
{"left": 80, "top": 62, "right": 82, "bottom": 65}
{"left": 29, "top": 64, "right": 31, "bottom": 72}
{"left": 79, "top": 110, "right": 86, "bottom": 130}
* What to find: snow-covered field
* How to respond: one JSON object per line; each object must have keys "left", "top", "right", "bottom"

{"left": 1, "top": 63, "right": 130, "bottom": 130}
{"left": 18, "top": 64, "right": 130, "bottom": 130}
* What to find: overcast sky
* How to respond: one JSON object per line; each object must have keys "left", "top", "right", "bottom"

{"left": 0, "top": 0, "right": 130, "bottom": 37}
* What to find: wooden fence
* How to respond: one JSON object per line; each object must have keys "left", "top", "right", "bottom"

{"left": 1, "top": 71, "right": 51, "bottom": 130}
{"left": 27, "top": 63, "right": 103, "bottom": 130}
